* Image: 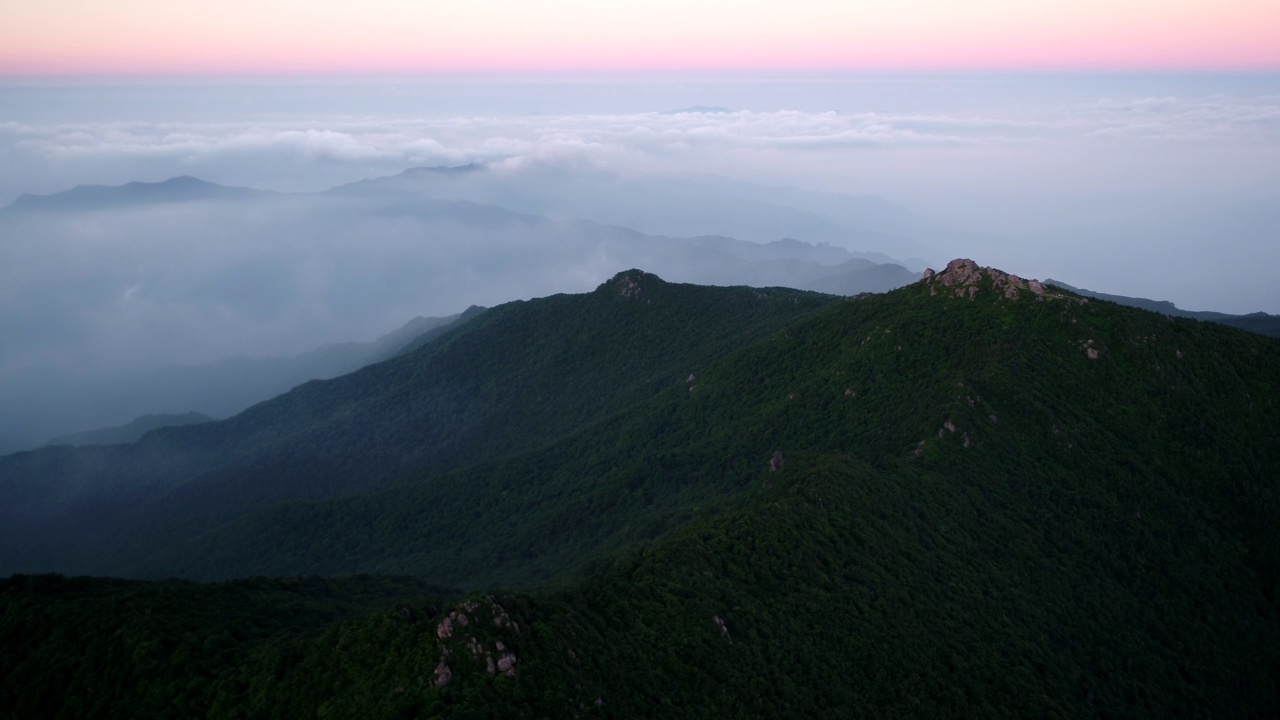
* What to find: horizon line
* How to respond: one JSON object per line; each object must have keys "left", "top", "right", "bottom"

{"left": 4, "top": 68, "right": 1280, "bottom": 85}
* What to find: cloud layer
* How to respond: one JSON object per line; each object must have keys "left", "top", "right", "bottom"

{"left": 1, "top": 74, "right": 1278, "bottom": 452}
{"left": 4, "top": 79, "right": 1277, "bottom": 203}
{"left": 6, "top": 91, "right": 1276, "bottom": 171}
{"left": 5, "top": 77, "right": 1276, "bottom": 307}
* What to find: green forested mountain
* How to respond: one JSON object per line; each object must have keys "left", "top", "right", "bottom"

{"left": 2, "top": 261, "right": 1278, "bottom": 718}
{"left": 0, "top": 275, "right": 840, "bottom": 577}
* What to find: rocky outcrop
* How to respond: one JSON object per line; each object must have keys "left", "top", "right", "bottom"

{"left": 769, "top": 451, "right": 786, "bottom": 472}
{"left": 433, "top": 658, "right": 452, "bottom": 687}
{"left": 1083, "top": 339, "right": 1101, "bottom": 360}
{"left": 431, "top": 596, "right": 524, "bottom": 688}
{"left": 617, "top": 275, "right": 644, "bottom": 298}
{"left": 922, "top": 258, "right": 1063, "bottom": 303}
{"left": 611, "top": 270, "right": 662, "bottom": 301}
{"left": 933, "top": 258, "right": 983, "bottom": 289}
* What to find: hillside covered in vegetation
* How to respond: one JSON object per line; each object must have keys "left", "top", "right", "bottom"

{"left": 2, "top": 260, "right": 1278, "bottom": 717}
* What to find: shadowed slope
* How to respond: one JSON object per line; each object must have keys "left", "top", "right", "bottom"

{"left": 2, "top": 262, "right": 1278, "bottom": 718}
{"left": 0, "top": 273, "right": 840, "bottom": 577}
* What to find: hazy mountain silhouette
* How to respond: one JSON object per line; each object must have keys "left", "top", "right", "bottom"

{"left": 44, "top": 412, "right": 213, "bottom": 447}
{"left": 0, "top": 170, "right": 932, "bottom": 456}
{"left": 327, "top": 163, "right": 937, "bottom": 262}
{"left": 1048, "top": 278, "right": 1280, "bottom": 338}
{"left": 4, "top": 175, "right": 272, "bottom": 212}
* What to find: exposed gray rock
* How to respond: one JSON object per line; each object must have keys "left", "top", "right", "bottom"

{"left": 769, "top": 451, "right": 786, "bottom": 472}
{"left": 434, "top": 658, "right": 452, "bottom": 687}
{"left": 924, "top": 257, "right": 1057, "bottom": 303}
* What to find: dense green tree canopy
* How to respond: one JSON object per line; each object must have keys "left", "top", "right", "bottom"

{"left": 2, "top": 264, "right": 1277, "bottom": 717}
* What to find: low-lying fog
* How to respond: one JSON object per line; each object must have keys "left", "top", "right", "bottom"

{"left": 1, "top": 73, "right": 1277, "bottom": 450}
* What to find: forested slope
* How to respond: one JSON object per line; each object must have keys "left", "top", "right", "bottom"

{"left": 2, "top": 261, "right": 1277, "bottom": 717}
{"left": 0, "top": 274, "right": 839, "bottom": 576}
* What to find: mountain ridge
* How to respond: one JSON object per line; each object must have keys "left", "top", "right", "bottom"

{"left": 1047, "top": 277, "right": 1280, "bottom": 338}
{"left": 3, "top": 261, "right": 1276, "bottom": 717}
{"left": 3, "top": 175, "right": 272, "bottom": 212}
{"left": 0, "top": 167, "right": 927, "bottom": 456}
{"left": 44, "top": 412, "right": 213, "bottom": 448}
{"left": 0, "top": 272, "right": 841, "bottom": 578}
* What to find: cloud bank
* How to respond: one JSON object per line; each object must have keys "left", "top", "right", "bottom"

{"left": 1, "top": 74, "right": 1278, "bottom": 449}
{"left": 6, "top": 90, "right": 1276, "bottom": 199}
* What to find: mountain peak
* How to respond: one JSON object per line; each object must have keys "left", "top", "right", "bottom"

{"left": 922, "top": 258, "right": 1057, "bottom": 302}
{"left": 152, "top": 175, "right": 213, "bottom": 188}
{"left": 602, "top": 269, "right": 667, "bottom": 299}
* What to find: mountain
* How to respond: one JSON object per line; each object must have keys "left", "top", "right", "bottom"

{"left": 328, "top": 163, "right": 937, "bottom": 262}
{"left": 807, "top": 257, "right": 922, "bottom": 294}
{"left": 1048, "top": 278, "right": 1280, "bottom": 338}
{"left": 0, "top": 171, "right": 924, "bottom": 457}
{"left": 0, "top": 278, "right": 840, "bottom": 579}
{"left": 44, "top": 412, "right": 213, "bottom": 447}
{"left": 2, "top": 262, "right": 1278, "bottom": 717}
{"left": 3, "top": 175, "right": 272, "bottom": 212}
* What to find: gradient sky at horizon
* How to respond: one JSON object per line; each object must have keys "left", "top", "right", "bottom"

{"left": 2, "top": 4, "right": 1279, "bottom": 318}
{"left": 2, "top": 2, "right": 1278, "bottom": 452}
{"left": 2, "top": 0, "right": 1279, "bottom": 75}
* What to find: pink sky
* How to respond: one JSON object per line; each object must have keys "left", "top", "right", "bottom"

{"left": 2, "top": 0, "right": 1278, "bottom": 75}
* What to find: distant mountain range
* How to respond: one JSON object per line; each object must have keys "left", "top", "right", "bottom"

{"left": 1047, "top": 278, "right": 1280, "bottom": 338}
{"left": 44, "top": 412, "right": 213, "bottom": 447}
{"left": 328, "top": 162, "right": 937, "bottom": 264}
{"left": 2, "top": 169, "right": 929, "bottom": 293}
{"left": 0, "top": 169, "right": 931, "bottom": 453}
{"left": 6, "top": 175, "right": 272, "bottom": 211}
{"left": 2, "top": 264, "right": 1277, "bottom": 717}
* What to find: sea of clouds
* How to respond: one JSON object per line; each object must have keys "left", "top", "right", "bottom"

{"left": 0, "top": 75, "right": 1277, "bottom": 449}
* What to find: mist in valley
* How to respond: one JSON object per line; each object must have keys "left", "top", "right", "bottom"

{"left": 1, "top": 73, "right": 1278, "bottom": 451}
